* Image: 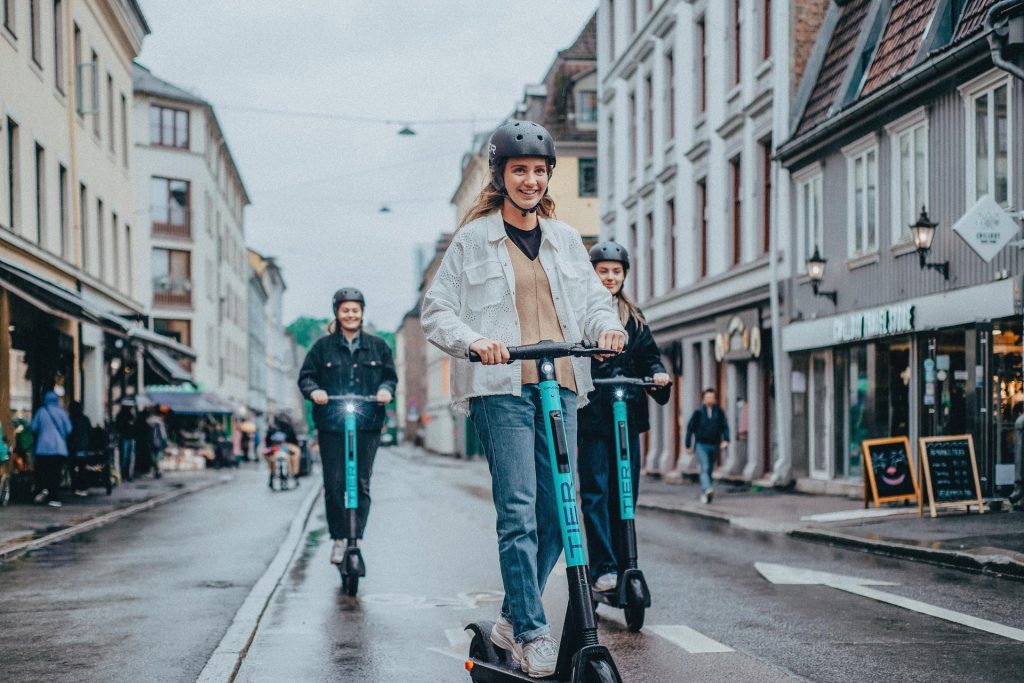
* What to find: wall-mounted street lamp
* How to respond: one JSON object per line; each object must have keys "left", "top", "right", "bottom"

{"left": 806, "top": 246, "right": 837, "bottom": 305}
{"left": 397, "top": 124, "right": 416, "bottom": 136}
{"left": 910, "top": 207, "right": 950, "bottom": 280}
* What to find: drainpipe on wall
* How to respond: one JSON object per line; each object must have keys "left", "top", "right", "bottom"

{"left": 986, "top": 0, "right": 1024, "bottom": 82}
{"left": 767, "top": 155, "right": 792, "bottom": 487}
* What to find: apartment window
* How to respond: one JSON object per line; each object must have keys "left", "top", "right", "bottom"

{"left": 697, "top": 18, "right": 707, "bottom": 114}
{"left": 150, "top": 177, "right": 190, "bottom": 237}
{"left": 888, "top": 112, "right": 928, "bottom": 243}
{"left": 34, "top": 143, "right": 45, "bottom": 244}
{"left": 697, "top": 180, "right": 708, "bottom": 278}
{"left": 607, "top": 115, "right": 615, "bottom": 198}
{"left": 78, "top": 183, "right": 87, "bottom": 269}
{"left": 795, "top": 168, "right": 824, "bottom": 272}
{"left": 763, "top": 0, "right": 772, "bottom": 61}
{"left": 732, "top": 0, "right": 742, "bottom": 84}
{"left": 72, "top": 24, "right": 81, "bottom": 115}
{"left": 58, "top": 164, "right": 67, "bottom": 258}
{"left": 666, "top": 198, "right": 677, "bottom": 290}
{"left": 149, "top": 105, "right": 189, "bottom": 149}
{"left": 120, "top": 94, "right": 128, "bottom": 168}
{"left": 577, "top": 90, "right": 598, "bottom": 124}
{"left": 91, "top": 51, "right": 99, "bottom": 137}
{"left": 154, "top": 318, "right": 191, "bottom": 346}
{"left": 629, "top": 222, "right": 638, "bottom": 297}
{"left": 644, "top": 74, "right": 654, "bottom": 161}
{"left": 761, "top": 139, "right": 772, "bottom": 254}
{"left": 665, "top": 51, "right": 675, "bottom": 142}
{"left": 6, "top": 118, "right": 19, "bottom": 231}
{"left": 53, "top": 0, "right": 65, "bottom": 93}
{"left": 645, "top": 212, "right": 655, "bottom": 298}
{"left": 628, "top": 92, "right": 637, "bottom": 174}
{"left": 3, "top": 0, "right": 15, "bottom": 37}
{"left": 111, "top": 212, "right": 119, "bottom": 288}
{"left": 730, "top": 155, "right": 742, "bottom": 266}
{"left": 609, "top": 0, "right": 615, "bottom": 58}
{"left": 29, "top": 0, "right": 41, "bottom": 67}
{"left": 630, "top": 0, "right": 637, "bottom": 34}
{"left": 579, "top": 158, "right": 598, "bottom": 197}
{"left": 845, "top": 140, "right": 879, "bottom": 256}
{"left": 152, "top": 248, "right": 192, "bottom": 307}
{"left": 96, "top": 198, "right": 104, "bottom": 278}
{"left": 125, "top": 224, "right": 132, "bottom": 296}
{"left": 106, "top": 74, "right": 114, "bottom": 153}
{"left": 965, "top": 76, "right": 1011, "bottom": 206}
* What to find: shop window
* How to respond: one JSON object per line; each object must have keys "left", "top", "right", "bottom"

{"left": 991, "top": 323, "right": 1023, "bottom": 493}
{"left": 841, "top": 341, "right": 911, "bottom": 479}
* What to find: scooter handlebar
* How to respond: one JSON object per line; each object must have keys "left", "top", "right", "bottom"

{"left": 467, "top": 340, "right": 617, "bottom": 363}
{"left": 324, "top": 394, "right": 383, "bottom": 404}
{"left": 592, "top": 377, "right": 673, "bottom": 389}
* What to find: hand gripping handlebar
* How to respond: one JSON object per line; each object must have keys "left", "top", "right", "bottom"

{"left": 467, "top": 340, "right": 616, "bottom": 364}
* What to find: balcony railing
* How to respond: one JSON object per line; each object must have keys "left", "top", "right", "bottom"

{"left": 153, "top": 290, "right": 192, "bottom": 308}
{"left": 152, "top": 221, "right": 191, "bottom": 239}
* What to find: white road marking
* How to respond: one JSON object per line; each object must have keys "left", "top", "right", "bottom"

{"left": 799, "top": 508, "right": 916, "bottom": 523}
{"left": 647, "top": 625, "right": 734, "bottom": 653}
{"left": 756, "top": 562, "right": 1024, "bottom": 642}
{"left": 427, "top": 646, "right": 466, "bottom": 662}
{"left": 446, "top": 627, "right": 471, "bottom": 649}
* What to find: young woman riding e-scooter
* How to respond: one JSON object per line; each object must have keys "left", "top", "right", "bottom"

{"left": 298, "top": 288, "right": 397, "bottom": 572}
{"left": 579, "top": 242, "right": 670, "bottom": 630}
{"left": 422, "top": 120, "right": 626, "bottom": 680}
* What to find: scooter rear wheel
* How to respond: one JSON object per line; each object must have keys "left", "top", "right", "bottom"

{"left": 624, "top": 605, "right": 645, "bottom": 632}
{"left": 343, "top": 574, "right": 359, "bottom": 596}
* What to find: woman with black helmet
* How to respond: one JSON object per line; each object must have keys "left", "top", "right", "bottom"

{"left": 298, "top": 288, "right": 397, "bottom": 567}
{"left": 578, "top": 242, "right": 670, "bottom": 595}
{"left": 422, "top": 120, "right": 626, "bottom": 678}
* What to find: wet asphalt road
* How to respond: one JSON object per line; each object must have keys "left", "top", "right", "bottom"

{"left": 238, "top": 447, "right": 1024, "bottom": 683}
{"left": 0, "top": 466, "right": 312, "bottom": 682}
{"left": 3, "top": 449, "right": 1024, "bottom": 682}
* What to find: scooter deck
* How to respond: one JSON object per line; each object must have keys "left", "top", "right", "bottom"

{"left": 466, "top": 658, "right": 559, "bottom": 682}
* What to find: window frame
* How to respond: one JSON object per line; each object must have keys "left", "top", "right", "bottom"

{"left": 842, "top": 134, "right": 880, "bottom": 258}
{"left": 149, "top": 104, "right": 190, "bottom": 150}
{"left": 577, "top": 89, "right": 598, "bottom": 124}
{"left": 793, "top": 163, "right": 824, "bottom": 274}
{"left": 730, "top": 154, "right": 742, "bottom": 266}
{"left": 665, "top": 50, "right": 675, "bottom": 142}
{"left": 578, "top": 157, "right": 598, "bottom": 197}
{"left": 150, "top": 176, "right": 191, "bottom": 237}
{"left": 3, "top": 0, "right": 16, "bottom": 38}
{"left": 667, "top": 197, "right": 677, "bottom": 290}
{"left": 696, "top": 16, "right": 707, "bottom": 115}
{"left": 960, "top": 69, "right": 1013, "bottom": 209}
{"left": 885, "top": 107, "right": 929, "bottom": 246}
{"left": 697, "top": 179, "right": 708, "bottom": 278}
{"left": 53, "top": 0, "right": 65, "bottom": 94}
{"left": 29, "top": 0, "right": 41, "bottom": 67}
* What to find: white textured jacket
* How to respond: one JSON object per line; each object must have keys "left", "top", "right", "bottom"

{"left": 421, "top": 212, "right": 626, "bottom": 414}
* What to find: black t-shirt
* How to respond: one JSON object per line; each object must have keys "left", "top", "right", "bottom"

{"left": 504, "top": 221, "right": 542, "bottom": 261}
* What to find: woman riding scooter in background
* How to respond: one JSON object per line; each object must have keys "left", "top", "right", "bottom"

{"left": 298, "top": 288, "right": 397, "bottom": 567}
{"left": 578, "top": 242, "right": 670, "bottom": 594}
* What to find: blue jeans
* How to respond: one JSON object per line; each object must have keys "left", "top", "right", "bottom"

{"left": 470, "top": 385, "right": 577, "bottom": 643}
{"left": 578, "top": 431, "right": 641, "bottom": 581}
{"left": 695, "top": 443, "right": 718, "bottom": 493}
{"left": 120, "top": 438, "right": 135, "bottom": 481}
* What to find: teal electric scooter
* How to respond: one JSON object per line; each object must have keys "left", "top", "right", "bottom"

{"left": 327, "top": 393, "right": 380, "bottom": 597}
{"left": 464, "top": 341, "right": 623, "bottom": 683}
{"left": 588, "top": 376, "right": 669, "bottom": 632}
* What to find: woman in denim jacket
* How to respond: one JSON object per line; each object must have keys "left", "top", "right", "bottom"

{"left": 422, "top": 120, "right": 625, "bottom": 678}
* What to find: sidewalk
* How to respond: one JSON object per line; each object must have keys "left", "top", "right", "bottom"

{"left": 638, "top": 475, "right": 1024, "bottom": 580}
{"left": 0, "top": 468, "right": 230, "bottom": 561}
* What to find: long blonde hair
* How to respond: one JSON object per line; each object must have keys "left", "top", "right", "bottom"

{"left": 458, "top": 183, "right": 556, "bottom": 228}
{"left": 615, "top": 289, "right": 645, "bottom": 330}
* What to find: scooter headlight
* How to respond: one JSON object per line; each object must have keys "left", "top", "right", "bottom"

{"left": 541, "top": 362, "right": 554, "bottom": 374}
{"left": 615, "top": 389, "right": 625, "bottom": 400}
{"left": 345, "top": 403, "right": 356, "bottom": 414}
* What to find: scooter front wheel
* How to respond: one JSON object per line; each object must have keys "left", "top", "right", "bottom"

{"left": 624, "top": 606, "right": 645, "bottom": 632}
{"left": 342, "top": 574, "right": 359, "bottom": 596}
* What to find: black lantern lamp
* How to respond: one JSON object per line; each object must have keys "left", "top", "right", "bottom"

{"left": 806, "top": 246, "right": 837, "bottom": 305}
{"left": 910, "top": 207, "right": 949, "bottom": 280}
{"left": 397, "top": 124, "right": 416, "bottom": 136}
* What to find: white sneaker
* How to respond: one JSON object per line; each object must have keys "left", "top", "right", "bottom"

{"left": 330, "top": 539, "right": 346, "bottom": 564}
{"left": 34, "top": 489, "right": 49, "bottom": 504}
{"left": 700, "top": 492, "right": 709, "bottom": 504}
{"left": 522, "top": 633, "right": 558, "bottom": 678}
{"left": 706, "top": 487, "right": 715, "bottom": 504}
{"left": 593, "top": 572, "right": 618, "bottom": 592}
{"left": 74, "top": 489, "right": 89, "bottom": 497}
{"left": 489, "top": 616, "right": 523, "bottom": 667}
{"left": 47, "top": 500, "right": 63, "bottom": 508}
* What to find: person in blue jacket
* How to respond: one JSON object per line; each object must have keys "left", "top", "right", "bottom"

{"left": 31, "top": 390, "right": 72, "bottom": 507}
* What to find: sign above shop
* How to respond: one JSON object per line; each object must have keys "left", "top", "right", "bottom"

{"left": 833, "top": 304, "right": 915, "bottom": 344}
{"left": 714, "top": 311, "right": 762, "bottom": 361}
{"left": 952, "top": 194, "right": 1020, "bottom": 263}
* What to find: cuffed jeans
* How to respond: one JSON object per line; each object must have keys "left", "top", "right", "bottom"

{"left": 695, "top": 443, "right": 718, "bottom": 493}
{"left": 578, "top": 431, "right": 641, "bottom": 581}
{"left": 470, "top": 385, "right": 577, "bottom": 643}
{"left": 319, "top": 429, "right": 381, "bottom": 540}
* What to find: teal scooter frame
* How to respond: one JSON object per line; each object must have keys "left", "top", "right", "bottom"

{"left": 464, "top": 341, "right": 623, "bottom": 683}
{"left": 327, "top": 393, "right": 379, "bottom": 597}
{"left": 588, "top": 376, "right": 669, "bottom": 632}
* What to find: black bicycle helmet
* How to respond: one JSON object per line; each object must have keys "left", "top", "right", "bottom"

{"left": 488, "top": 120, "right": 557, "bottom": 192}
{"left": 332, "top": 288, "right": 366, "bottom": 314}
{"left": 589, "top": 241, "right": 631, "bottom": 271}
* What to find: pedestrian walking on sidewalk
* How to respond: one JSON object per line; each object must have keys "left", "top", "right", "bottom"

{"left": 114, "top": 402, "right": 136, "bottom": 482}
{"left": 685, "top": 389, "right": 730, "bottom": 504}
{"left": 147, "top": 410, "right": 169, "bottom": 479}
{"left": 31, "top": 390, "right": 72, "bottom": 507}
{"left": 67, "top": 401, "right": 92, "bottom": 496}
{"left": 577, "top": 241, "right": 671, "bottom": 593}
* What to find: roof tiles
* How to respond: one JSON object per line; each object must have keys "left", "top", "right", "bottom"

{"left": 861, "top": 0, "right": 939, "bottom": 97}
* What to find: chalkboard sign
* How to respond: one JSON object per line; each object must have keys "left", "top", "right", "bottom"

{"left": 919, "top": 435, "right": 984, "bottom": 518}
{"left": 862, "top": 437, "right": 919, "bottom": 507}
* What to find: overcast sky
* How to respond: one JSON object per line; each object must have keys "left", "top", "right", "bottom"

{"left": 136, "top": 1, "right": 598, "bottom": 331}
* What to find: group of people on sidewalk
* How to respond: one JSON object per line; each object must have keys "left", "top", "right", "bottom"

{"left": 10, "top": 392, "right": 169, "bottom": 508}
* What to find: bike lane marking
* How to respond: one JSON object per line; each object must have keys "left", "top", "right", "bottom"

{"left": 646, "top": 624, "right": 735, "bottom": 653}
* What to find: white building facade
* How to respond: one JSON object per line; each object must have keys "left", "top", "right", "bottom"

{"left": 597, "top": 0, "right": 826, "bottom": 482}
{"left": 132, "top": 64, "right": 250, "bottom": 409}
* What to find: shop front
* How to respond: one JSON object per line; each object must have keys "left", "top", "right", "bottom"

{"left": 783, "top": 278, "right": 1023, "bottom": 496}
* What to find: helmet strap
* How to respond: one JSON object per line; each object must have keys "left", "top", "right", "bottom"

{"left": 502, "top": 189, "right": 545, "bottom": 218}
